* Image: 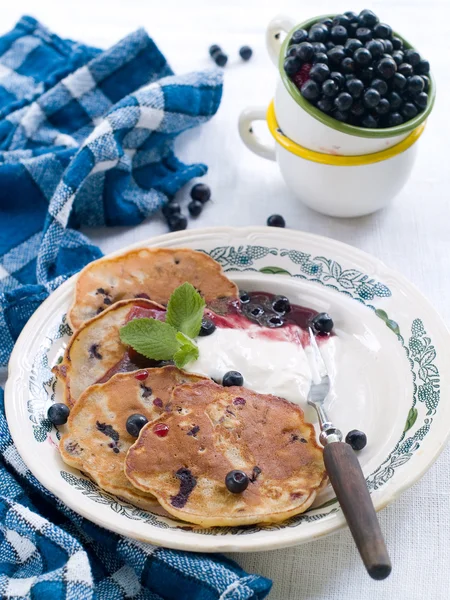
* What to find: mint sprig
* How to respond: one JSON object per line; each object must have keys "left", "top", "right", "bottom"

{"left": 119, "top": 283, "right": 205, "bottom": 369}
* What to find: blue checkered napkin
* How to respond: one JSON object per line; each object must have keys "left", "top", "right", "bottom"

{"left": 0, "top": 17, "right": 272, "bottom": 600}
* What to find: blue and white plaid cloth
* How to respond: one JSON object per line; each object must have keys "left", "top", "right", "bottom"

{"left": 0, "top": 16, "right": 272, "bottom": 600}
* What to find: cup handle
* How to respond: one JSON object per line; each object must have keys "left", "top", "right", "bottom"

{"left": 266, "top": 15, "right": 296, "bottom": 66}
{"left": 238, "top": 107, "right": 276, "bottom": 161}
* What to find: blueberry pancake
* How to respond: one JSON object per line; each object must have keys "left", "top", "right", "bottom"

{"left": 53, "top": 298, "right": 165, "bottom": 406}
{"left": 69, "top": 248, "right": 238, "bottom": 329}
{"left": 59, "top": 367, "right": 206, "bottom": 510}
{"left": 125, "top": 380, "right": 326, "bottom": 526}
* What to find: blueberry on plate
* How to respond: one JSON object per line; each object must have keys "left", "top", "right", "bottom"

{"left": 48, "top": 403, "right": 70, "bottom": 426}
{"left": 225, "top": 470, "right": 249, "bottom": 493}
{"left": 350, "top": 101, "right": 365, "bottom": 117}
{"left": 272, "top": 295, "right": 291, "bottom": 314}
{"left": 359, "top": 66, "right": 374, "bottom": 83}
{"left": 126, "top": 414, "right": 148, "bottom": 437}
{"left": 267, "top": 214, "right": 285, "bottom": 227}
{"left": 392, "top": 50, "right": 404, "bottom": 66}
{"left": 344, "top": 11, "right": 358, "bottom": 23}
{"left": 345, "top": 429, "right": 367, "bottom": 451}
{"left": 222, "top": 371, "right": 244, "bottom": 387}
{"left": 332, "top": 14, "right": 351, "bottom": 29}
{"left": 191, "top": 183, "right": 211, "bottom": 203}
{"left": 333, "top": 110, "right": 349, "bottom": 122}
{"left": 199, "top": 318, "right": 216, "bottom": 336}
{"left": 239, "top": 290, "right": 250, "bottom": 304}
{"left": 310, "top": 312, "right": 334, "bottom": 334}
{"left": 383, "top": 39, "right": 394, "bottom": 54}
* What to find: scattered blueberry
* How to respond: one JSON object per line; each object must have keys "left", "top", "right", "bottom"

{"left": 345, "top": 429, "right": 367, "bottom": 451}
{"left": 267, "top": 214, "right": 285, "bottom": 228}
{"left": 222, "top": 371, "right": 244, "bottom": 387}
{"left": 209, "top": 44, "right": 221, "bottom": 57}
{"left": 272, "top": 295, "right": 291, "bottom": 314}
{"left": 162, "top": 201, "right": 181, "bottom": 218}
{"left": 311, "top": 312, "right": 334, "bottom": 334}
{"left": 225, "top": 470, "right": 249, "bottom": 493}
{"left": 213, "top": 51, "right": 228, "bottom": 67}
{"left": 168, "top": 214, "right": 188, "bottom": 232}
{"left": 126, "top": 414, "right": 148, "bottom": 437}
{"left": 188, "top": 200, "right": 203, "bottom": 217}
{"left": 199, "top": 318, "right": 216, "bottom": 336}
{"left": 191, "top": 183, "right": 211, "bottom": 203}
{"left": 48, "top": 403, "right": 70, "bottom": 426}
{"left": 239, "top": 45, "right": 252, "bottom": 61}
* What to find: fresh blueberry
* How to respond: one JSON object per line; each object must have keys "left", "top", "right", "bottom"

{"left": 249, "top": 305, "right": 264, "bottom": 318}
{"left": 168, "top": 214, "right": 188, "bottom": 232}
{"left": 284, "top": 57, "right": 301, "bottom": 77}
{"left": 312, "top": 42, "right": 327, "bottom": 54}
{"left": 297, "top": 42, "right": 314, "bottom": 62}
{"left": 361, "top": 114, "right": 378, "bottom": 128}
{"left": 345, "top": 429, "right": 367, "bottom": 451}
{"left": 344, "top": 11, "right": 359, "bottom": 22}
{"left": 392, "top": 50, "right": 404, "bottom": 66}
{"left": 225, "top": 470, "right": 249, "bottom": 493}
{"left": 341, "top": 57, "right": 356, "bottom": 74}
{"left": 373, "top": 23, "right": 392, "bottom": 39}
{"left": 358, "top": 9, "right": 379, "bottom": 28}
{"left": 346, "top": 78, "right": 364, "bottom": 98}
{"left": 311, "top": 312, "right": 334, "bottom": 334}
{"left": 313, "top": 52, "right": 329, "bottom": 65}
{"left": 267, "top": 214, "right": 285, "bottom": 227}
{"left": 272, "top": 295, "right": 291, "bottom": 314}
{"left": 401, "top": 102, "right": 418, "bottom": 119}
{"left": 407, "top": 75, "right": 425, "bottom": 94}
{"left": 325, "top": 41, "right": 335, "bottom": 50}
{"left": 388, "top": 91, "right": 402, "bottom": 109}
{"left": 421, "top": 75, "right": 430, "bottom": 92}
{"left": 356, "top": 28, "right": 373, "bottom": 43}
{"left": 416, "top": 59, "right": 430, "bottom": 75}
{"left": 188, "top": 200, "right": 203, "bottom": 217}
{"left": 239, "top": 45, "right": 253, "bottom": 61}
{"left": 191, "top": 183, "right": 211, "bottom": 203}
{"left": 327, "top": 46, "right": 345, "bottom": 65}
{"left": 348, "top": 22, "right": 359, "bottom": 37}
{"left": 309, "top": 63, "right": 330, "bottom": 83}
{"left": 199, "top": 318, "right": 216, "bottom": 336}
{"left": 317, "top": 98, "right": 333, "bottom": 113}
{"left": 377, "top": 57, "right": 397, "bottom": 79}
{"left": 389, "top": 112, "right": 404, "bottom": 126}
{"left": 375, "top": 98, "right": 390, "bottom": 115}
{"left": 332, "top": 14, "right": 351, "bottom": 29}
{"left": 392, "top": 36, "right": 403, "bottom": 50}
{"left": 162, "top": 202, "right": 181, "bottom": 218}
{"left": 322, "top": 78, "right": 339, "bottom": 97}
{"left": 334, "top": 92, "right": 353, "bottom": 111}
{"left": 363, "top": 88, "right": 381, "bottom": 108}
{"left": 344, "top": 38, "right": 363, "bottom": 55}
{"left": 301, "top": 80, "right": 320, "bottom": 101}
{"left": 48, "top": 403, "right": 70, "bottom": 426}
{"left": 209, "top": 44, "right": 221, "bottom": 57}
{"left": 308, "top": 25, "right": 328, "bottom": 43}
{"left": 350, "top": 101, "right": 365, "bottom": 117}
{"left": 290, "top": 29, "right": 308, "bottom": 45}
{"left": 404, "top": 49, "right": 421, "bottom": 67}
{"left": 222, "top": 371, "right": 244, "bottom": 387}
{"left": 333, "top": 110, "right": 349, "bottom": 122}
{"left": 126, "top": 414, "right": 148, "bottom": 437}
{"left": 330, "top": 71, "right": 346, "bottom": 89}
{"left": 398, "top": 62, "right": 414, "bottom": 78}
{"left": 214, "top": 52, "right": 228, "bottom": 67}
{"left": 371, "top": 78, "right": 388, "bottom": 95}
{"left": 382, "top": 38, "right": 394, "bottom": 54}
{"left": 286, "top": 44, "right": 300, "bottom": 58}
{"left": 392, "top": 72, "right": 407, "bottom": 90}
{"left": 320, "top": 18, "right": 333, "bottom": 28}
{"left": 239, "top": 291, "right": 250, "bottom": 304}
{"left": 331, "top": 25, "right": 347, "bottom": 44}
{"left": 353, "top": 47, "right": 372, "bottom": 66}
{"left": 365, "top": 39, "right": 384, "bottom": 59}
{"left": 414, "top": 92, "right": 428, "bottom": 109}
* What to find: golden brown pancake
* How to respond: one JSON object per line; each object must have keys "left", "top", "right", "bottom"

{"left": 53, "top": 299, "right": 165, "bottom": 407}
{"left": 125, "top": 380, "right": 326, "bottom": 526}
{"left": 59, "top": 367, "right": 207, "bottom": 510}
{"left": 69, "top": 248, "right": 238, "bottom": 329}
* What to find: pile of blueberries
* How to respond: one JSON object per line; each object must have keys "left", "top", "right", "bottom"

{"left": 162, "top": 183, "right": 211, "bottom": 231}
{"left": 284, "top": 9, "right": 430, "bottom": 128}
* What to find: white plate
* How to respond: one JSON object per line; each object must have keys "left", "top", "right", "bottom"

{"left": 5, "top": 227, "right": 450, "bottom": 552}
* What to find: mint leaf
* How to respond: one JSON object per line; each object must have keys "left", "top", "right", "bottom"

{"left": 166, "top": 282, "right": 205, "bottom": 338}
{"left": 173, "top": 332, "right": 199, "bottom": 368}
{"left": 120, "top": 318, "right": 179, "bottom": 360}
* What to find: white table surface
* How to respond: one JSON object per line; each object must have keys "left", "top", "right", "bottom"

{"left": 3, "top": 0, "right": 450, "bottom": 598}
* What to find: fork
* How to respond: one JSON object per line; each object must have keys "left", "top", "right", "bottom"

{"left": 307, "top": 328, "right": 392, "bottom": 580}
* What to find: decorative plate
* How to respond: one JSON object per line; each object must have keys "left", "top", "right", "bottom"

{"left": 5, "top": 227, "right": 450, "bottom": 552}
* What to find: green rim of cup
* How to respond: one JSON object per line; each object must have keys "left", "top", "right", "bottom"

{"left": 278, "top": 14, "right": 436, "bottom": 139}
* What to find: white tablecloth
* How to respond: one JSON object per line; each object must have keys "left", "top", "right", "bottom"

{"left": 3, "top": 1, "right": 450, "bottom": 597}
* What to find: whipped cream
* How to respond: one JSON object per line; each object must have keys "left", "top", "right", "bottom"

{"left": 184, "top": 325, "right": 313, "bottom": 406}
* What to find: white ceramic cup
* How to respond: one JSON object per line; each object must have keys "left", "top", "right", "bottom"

{"left": 266, "top": 14, "right": 435, "bottom": 156}
{"left": 238, "top": 104, "right": 423, "bottom": 218}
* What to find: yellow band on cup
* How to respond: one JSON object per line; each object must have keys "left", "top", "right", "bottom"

{"left": 266, "top": 101, "right": 425, "bottom": 166}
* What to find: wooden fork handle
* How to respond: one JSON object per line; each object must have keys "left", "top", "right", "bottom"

{"left": 323, "top": 441, "right": 392, "bottom": 580}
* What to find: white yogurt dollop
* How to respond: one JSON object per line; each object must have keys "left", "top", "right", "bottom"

{"left": 184, "top": 327, "right": 313, "bottom": 407}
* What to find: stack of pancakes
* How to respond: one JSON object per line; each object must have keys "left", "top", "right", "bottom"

{"left": 54, "top": 248, "right": 326, "bottom": 527}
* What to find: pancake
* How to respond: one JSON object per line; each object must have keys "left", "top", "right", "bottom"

{"left": 59, "top": 367, "right": 207, "bottom": 510}
{"left": 125, "top": 380, "right": 326, "bottom": 526}
{"left": 53, "top": 299, "right": 165, "bottom": 406}
{"left": 69, "top": 248, "right": 238, "bottom": 329}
